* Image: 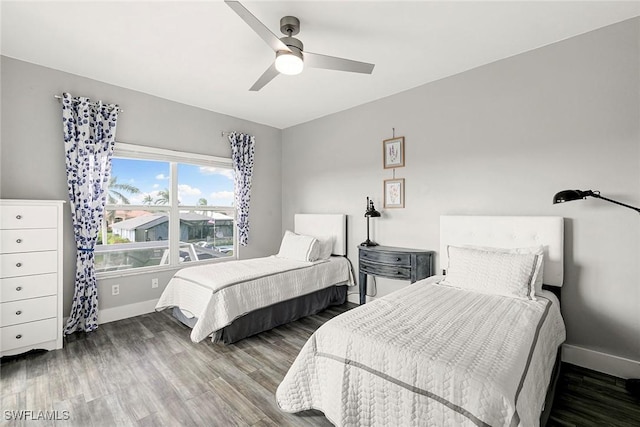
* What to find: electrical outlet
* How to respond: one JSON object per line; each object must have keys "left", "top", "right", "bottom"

{"left": 151, "top": 278, "right": 159, "bottom": 288}
{"left": 112, "top": 284, "right": 120, "bottom": 296}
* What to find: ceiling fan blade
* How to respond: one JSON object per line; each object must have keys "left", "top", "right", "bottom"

{"left": 249, "top": 63, "right": 280, "bottom": 91}
{"left": 304, "top": 52, "right": 375, "bottom": 74}
{"left": 224, "top": 1, "right": 290, "bottom": 53}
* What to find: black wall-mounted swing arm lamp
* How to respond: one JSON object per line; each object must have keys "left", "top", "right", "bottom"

{"left": 553, "top": 189, "right": 640, "bottom": 214}
{"left": 553, "top": 188, "right": 640, "bottom": 398}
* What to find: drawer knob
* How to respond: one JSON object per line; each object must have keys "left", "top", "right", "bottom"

{"left": 16, "top": 215, "right": 22, "bottom": 220}
{"left": 15, "top": 310, "right": 22, "bottom": 316}
{"left": 16, "top": 286, "right": 22, "bottom": 291}
{"left": 16, "top": 334, "right": 22, "bottom": 339}
{"left": 397, "top": 257, "right": 401, "bottom": 261}
{"left": 397, "top": 271, "right": 402, "bottom": 275}
{"left": 16, "top": 238, "right": 22, "bottom": 244}
{"left": 16, "top": 262, "right": 22, "bottom": 268}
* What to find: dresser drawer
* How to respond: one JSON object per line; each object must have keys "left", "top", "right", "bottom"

{"left": 1, "top": 318, "right": 58, "bottom": 352}
{"left": 1, "top": 295, "right": 57, "bottom": 326}
{"left": 0, "top": 205, "right": 58, "bottom": 230}
{"left": 0, "top": 251, "right": 58, "bottom": 278}
{"left": 0, "top": 273, "right": 58, "bottom": 303}
{"left": 0, "top": 228, "right": 57, "bottom": 254}
{"left": 360, "top": 260, "right": 411, "bottom": 280}
{"left": 360, "top": 249, "right": 411, "bottom": 266}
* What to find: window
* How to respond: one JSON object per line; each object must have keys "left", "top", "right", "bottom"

{"left": 96, "top": 143, "right": 235, "bottom": 275}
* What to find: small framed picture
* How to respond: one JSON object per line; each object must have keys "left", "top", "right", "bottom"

{"left": 384, "top": 178, "right": 405, "bottom": 208}
{"left": 383, "top": 137, "right": 405, "bottom": 169}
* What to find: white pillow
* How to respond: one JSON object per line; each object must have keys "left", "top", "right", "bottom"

{"left": 314, "top": 235, "right": 335, "bottom": 260}
{"left": 276, "top": 230, "right": 319, "bottom": 262}
{"left": 461, "top": 245, "right": 545, "bottom": 296}
{"left": 441, "top": 245, "right": 541, "bottom": 300}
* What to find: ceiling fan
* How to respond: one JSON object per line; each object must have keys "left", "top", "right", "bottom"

{"left": 225, "top": 0, "right": 375, "bottom": 91}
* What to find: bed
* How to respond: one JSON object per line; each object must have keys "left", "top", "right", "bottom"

{"left": 276, "top": 215, "right": 566, "bottom": 427}
{"left": 155, "top": 214, "right": 353, "bottom": 344}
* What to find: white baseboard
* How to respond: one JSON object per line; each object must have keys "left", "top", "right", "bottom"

{"left": 346, "top": 293, "right": 360, "bottom": 304}
{"left": 562, "top": 344, "right": 640, "bottom": 379}
{"left": 98, "top": 299, "right": 159, "bottom": 324}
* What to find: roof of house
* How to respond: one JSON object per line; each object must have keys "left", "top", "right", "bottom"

{"left": 112, "top": 212, "right": 233, "bottom": 231}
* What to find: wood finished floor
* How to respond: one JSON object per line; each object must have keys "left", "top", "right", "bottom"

{"left": 1, "top": 303, "right": 638, "bottom": 427}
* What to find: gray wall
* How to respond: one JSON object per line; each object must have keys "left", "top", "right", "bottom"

{"left": 0, "top": 56, "right": 283, "bottom": 313}
{"left": 282, "top": 19, "right": 640, "bottom": 362}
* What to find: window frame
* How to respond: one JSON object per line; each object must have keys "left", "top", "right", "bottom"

{"left": 97, "top": 142, "right": 236, "bottom": 278}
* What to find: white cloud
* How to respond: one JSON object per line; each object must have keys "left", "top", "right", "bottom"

{"left": 210, "top": 190, "right": 234, "bottom": 200}
{"left": 178, "top": 184, "right": 202, "bottom": 197}
{"left": 209, "top": 191, "right": 233, "bottom": 206}
{"left": 128, "top": 195, "right": 144, "bottom": 205}
{"left": 129, "top": 190, "right": 161, "bottom": 205}
{"left": 208, "top": 191, "right": 234, "bottom": 206}
{"left": 155, "top": 173, "right": 168, "bottom": 180}
{"left": 153, "top": 183, "right": 160, "bottom": 189}
{"left": 199, "top": 166, "right": 234, "bottom": 180}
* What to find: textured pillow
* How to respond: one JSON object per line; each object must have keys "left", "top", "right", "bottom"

{"left": 461, "top": 245, "right": 545, "bottom": 297}
{"left": 315, "top": 235, "right": 335, "bottom": 260}
{"left": 276, "top": 230, "right": 319, "bottom": 262}
{"left": 441, "top": 245, "right": 541, "bottom": 300}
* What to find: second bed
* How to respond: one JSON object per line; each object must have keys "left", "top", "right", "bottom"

{"left": 155, "top": 214, "right": 353, "bottom": 343}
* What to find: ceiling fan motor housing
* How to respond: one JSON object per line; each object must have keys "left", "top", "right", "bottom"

{"left": 276, "top": 42, "right": 303, "bottom": 62}
{"left": 280, "top": 36, "right": 303, "bottom": 54}
{"left": 275, "top": 35, "right": 303, "bottom": 75}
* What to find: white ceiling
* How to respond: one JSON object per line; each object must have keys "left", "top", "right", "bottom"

{"left": 2, "top": 1, "right": 639, "bottom": 129}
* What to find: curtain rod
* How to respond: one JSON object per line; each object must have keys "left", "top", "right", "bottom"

{"left": 54, "top": 94, "right": 124, "bottom": 113}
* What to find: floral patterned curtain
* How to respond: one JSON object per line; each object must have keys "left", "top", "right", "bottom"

{"left": 228, "top": 132, "right": 255, "bottom": 246}
{"left": 62, "top": 92, "right": 119, "bottom": 334}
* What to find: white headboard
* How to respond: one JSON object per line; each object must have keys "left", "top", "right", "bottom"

{"left": 440, "top": 216, "right": 564, "bottom": 287}
{"left": 294, "top": 214, "right": 347, "bottom": 256}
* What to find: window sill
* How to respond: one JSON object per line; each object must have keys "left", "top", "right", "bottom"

{"left": 95, "top": 255, "right": 238, "bottom": 280}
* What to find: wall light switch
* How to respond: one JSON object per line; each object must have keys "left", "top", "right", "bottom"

{"left": 151, "top": 278, "right": 159, "bottom": 288}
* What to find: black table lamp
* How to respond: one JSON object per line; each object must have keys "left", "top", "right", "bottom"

{"left": 361, "top": 197, "right": 381, "bottom": 247}
{"left": 553, "top": 189, "right": 640, "bottom": 214}
{"left": 553, "top": 188, "right": 640, "bottom": 398}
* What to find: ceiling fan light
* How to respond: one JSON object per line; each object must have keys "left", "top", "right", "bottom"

{"left": 275, "top": 51, "right": 304, "bottom": 75}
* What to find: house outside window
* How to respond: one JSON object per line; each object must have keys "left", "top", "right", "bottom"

{"left": 96, "top": 143, "right": 236, "bottom": 275}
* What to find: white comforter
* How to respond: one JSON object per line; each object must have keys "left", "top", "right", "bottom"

{"left": 155, "top": 256, "right": 353, "bottom": 342}
{"left": 276, "top": 276, "right": 565, "bottom": 427}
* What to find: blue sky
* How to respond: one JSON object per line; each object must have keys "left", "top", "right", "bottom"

{"left": 110, "top": 158, "right": 234, "bottom": 206}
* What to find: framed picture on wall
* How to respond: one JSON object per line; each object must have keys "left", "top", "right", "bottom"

{"left": 384, "top": 178, "right": 405, "bottom": 208}
{"left": 383, "top": 137, "right": 405, "bottom": 169}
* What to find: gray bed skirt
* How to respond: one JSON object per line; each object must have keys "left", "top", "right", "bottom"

{"left": 173, "top": 285, "right": 348, "bottom": 344}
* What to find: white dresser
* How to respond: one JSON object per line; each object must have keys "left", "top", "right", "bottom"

{"left": 0, "top": 199, "right": 65, "bottom": 356}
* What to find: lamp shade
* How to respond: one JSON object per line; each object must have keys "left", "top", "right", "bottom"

{"left": 553, "top": 189, "right": 591, "bottom": 204}
{"left": 365, "top": 206, "right": 381, "bottom": 218}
